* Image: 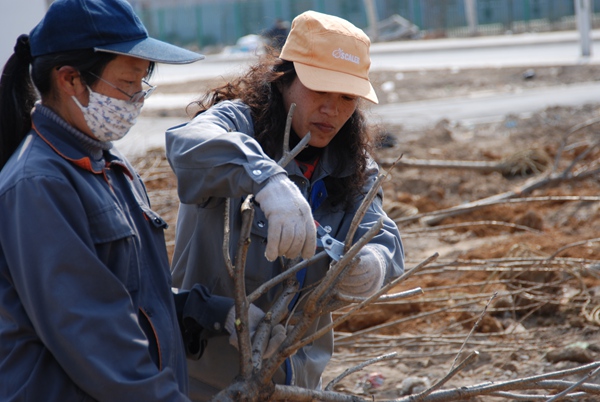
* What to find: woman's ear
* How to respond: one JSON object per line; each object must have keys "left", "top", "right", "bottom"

{"left": 54, "top": 66, "right": 86, "bottom": 97}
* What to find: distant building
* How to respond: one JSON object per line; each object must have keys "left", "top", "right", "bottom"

{"left": 129, "top": 0, "right": 594, "bottom": 52}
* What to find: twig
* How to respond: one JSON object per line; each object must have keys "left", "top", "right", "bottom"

{"left": 545, "top": 364, "right": 600, "bottom": 402}
{"left": 394, "top": 362, "right": 600, "bottom": 402}
{"left": 223, "top": 197, "right": 234, "bottom": 277}
{"left": 277, "top": 103, "right": 312, "bottom": 167}
{"left": 281, "top": 103, "right": 294, "bottom": 156}
{"left": 334, "top": 297, "right": 486, "bottom": 345}
{"left": 378, "top": 157, "right": 502, "bottom": 171}
{"left": 411, "top": 351, "right": 480, "bottom": 401}
{"left": 305, "top": 219, "right": 384, "bottom": 315}
{"left": 247, "top": 251, "right": 328, "bottom": 303}
{"left": 342, "top": 153, "right": 402, "bottom": 251}
{"left": 451, "top": 292, "right": 497, "bottom": 371}
{"left": 401, "top": 220, "right": 542, "bottom": 234}
{"left": 404, "top": 381, "right": 600, "bottom": 402}
{"left": 490, "top": 391, "right": 587, "bottom": 400}
{"left": 343, "top": 173, "right": 387, "bottom": 251}
{"left": 232, "top": 197, "right": 255, "bottom": 379}
{"left": 315, "top": 253, "right": 438, "bottom": 346}
{"left": 553, "top": 116, "right": 600, "bottom": 172}
{"left": 396, "top": 195, "right": 600, "bottom": 226}
{"left": 405, "top": 125, "right": 600, "bottom": 225}
{"left": 272, "top": 384, "right": 365, "bottom": 401}
{"left": 251, "top": 280, "right": 298, "bottom": 370}
{"left": 324, "top": 352, "right": 398, "bottom": 391}
{"left": 547, "top": 237, "right": 600, "bottom": 260}
{"left": 337, "top": 287, "right": 423, "bottom": 304}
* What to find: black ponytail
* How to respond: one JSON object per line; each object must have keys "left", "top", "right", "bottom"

{"left": 0, "top": 35, "right": 37, "bottom": 169}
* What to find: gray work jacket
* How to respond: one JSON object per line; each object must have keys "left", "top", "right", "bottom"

{"left": 166, "top": 100, "right": 404, "bottom": 401}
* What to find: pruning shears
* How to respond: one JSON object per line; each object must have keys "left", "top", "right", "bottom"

{"left": 315, "top": 220, "right": 345, "bottom": 261}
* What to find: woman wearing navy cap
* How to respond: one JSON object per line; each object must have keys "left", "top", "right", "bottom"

{"left": 0, "top": 0, "right": 283, "bottom": 400}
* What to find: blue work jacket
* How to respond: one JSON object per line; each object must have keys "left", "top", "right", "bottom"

{"left": 0, "top": 105, "right": 191, "bottom": 401}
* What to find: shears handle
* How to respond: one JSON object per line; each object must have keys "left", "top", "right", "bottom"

{"left": 314, "top": 220, "right": 329, "bottom": 237}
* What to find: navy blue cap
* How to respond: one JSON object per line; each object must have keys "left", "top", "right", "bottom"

{"left": 29, "top": 0, "right": 203, "bottom": 64}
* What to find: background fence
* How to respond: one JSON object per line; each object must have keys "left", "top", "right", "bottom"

{"left": 132, "top": 0, "right": 600, "bottom": 50}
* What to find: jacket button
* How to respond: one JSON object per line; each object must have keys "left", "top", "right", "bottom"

{"left": 257, "top": 221, "right": 265, "bottom": 228}
{"left": 213, "top": 322, "right": 221, "bottom": 331}
{"left": 252, "top": 169, "right": 262, "bottom": 175}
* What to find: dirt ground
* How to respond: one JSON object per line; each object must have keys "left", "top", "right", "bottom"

{"left": 134, "top": 64, "right": 600, "bottom": 400}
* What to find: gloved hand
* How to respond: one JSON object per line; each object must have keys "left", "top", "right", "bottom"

{"left": 254, "top": 174, "right": 316, "bottom": 261}
{"left": 337, "top": 245, "right": 386, "bottom": 298}
{"left": 224, "top": 304, "right": 287, "bottom": 359}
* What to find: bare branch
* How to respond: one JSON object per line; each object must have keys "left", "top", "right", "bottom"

{"left": 277, "top": 103, "right": 312, "bottom": 167}
{"left": 251, "top": 280, "right": 298, "bottom": 369}
{"left": 491, "top": 391, "right": 586, "bottom": 400}
{"left": 402, "top": 220, "right": 542, "bottom": 235}
{"left": 272, "top": 384, "right": 366, "bottom": 401}
{"left": 247, "top": 251, "right": 328, "bottom": 304}
{"left": 281, "top": 103, "right": 295, "bottom": 157}
{"left": 545, "top": 364, "right": 600, "bottom": 402}
{"left": 309, "top": 253, "right": 438, "bottom": 346}
{"left": 304, "top": 219, "right": 384, "bottom": 316}
{"left": 324, "top": 352, "right": 398, "bottom": 391}
{"left": 232, "top": 197, "right": 255, "bottom": 379}
{"left": 451, "top": 292, "right": 497, "bottom": 371}
{"left": 337, "top": 287, "right": 423, "bottom": 304}
{"left": 547, "top": 237, "right": 600, "bottom": 260}
{"left": 343, "top": 173, "right": 387, "bottom": 251}
{"left": 411, "top": 351, "right": 480, "bottom": 401}
{"left": 392, "top": 362, "right": 600, "bottom": 401}
{"left": 223, "top": 197, "right": 234, "bottom": 277}
{"left": 397, "top": 195, "right": 600, "bottom": 226}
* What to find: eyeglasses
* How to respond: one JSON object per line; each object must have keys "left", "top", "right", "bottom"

{"left": 86, "top": 72, "right": 156, "bottom": 104}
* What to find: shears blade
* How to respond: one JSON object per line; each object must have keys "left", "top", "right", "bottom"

{"left": 315, "top": 221, "right": 344, "bottom": 261}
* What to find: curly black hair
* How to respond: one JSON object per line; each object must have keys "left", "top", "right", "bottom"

{"left": 190, "top": 53, "right": 374, "bottom": 209}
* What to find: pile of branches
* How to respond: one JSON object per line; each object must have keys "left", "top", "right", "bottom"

{"left": 209, "top": 111, "right": 600, "bottom": 401}
{"left": 134, "top": 111, "right": 600, "bottom": 401}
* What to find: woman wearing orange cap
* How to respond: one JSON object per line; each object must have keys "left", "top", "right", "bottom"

{"left": 166, "top": 10, "right": 404, "bottom": 400}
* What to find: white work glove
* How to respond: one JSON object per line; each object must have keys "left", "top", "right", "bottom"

{"left": 254, "top": 174, "right": 316, "bottom": 262}
{"left": 225, "top": 304, "right": 287, "bottom": 359}
{"left": 337, "top": 245, "right": 386, "bottom": 298}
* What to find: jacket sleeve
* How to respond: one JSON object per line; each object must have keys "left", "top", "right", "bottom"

{"left": 330, "top": 157, "right": 405, "bottom": 282}
{"left": 357, "top": 158, "right": 404, "bottom": 280}
{"left": 289, "top": 160, "right": 404, "bottom": 388}
{"left": 165, "top": 100, "right": 286, "bottom": 205}
{"left": 0, "top": 175, "right": 189, "bottom": 402}
{"left": 288, "top": 314, "right": 334, "bottom": 389}
{"left": 173, "top": 284, "right": 234, "bottom": 359}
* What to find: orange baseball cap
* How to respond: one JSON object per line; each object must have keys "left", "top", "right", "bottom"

{"left": 280, "top": 10, "right": 378, "bottom": 104}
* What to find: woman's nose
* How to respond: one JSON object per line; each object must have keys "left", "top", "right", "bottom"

{"left": 320, "top": 96, "right": 339, "bottom": 116}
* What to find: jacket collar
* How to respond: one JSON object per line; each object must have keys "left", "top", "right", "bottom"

{"left": 31, "top": 104, "right": 121, "bottom": 175}
{"left": 286, "top": 144, "right": 355, "bottom": 182}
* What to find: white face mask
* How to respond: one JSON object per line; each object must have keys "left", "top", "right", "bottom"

{"left": 72, "top": 86, "right": 143, "bottom": 142}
